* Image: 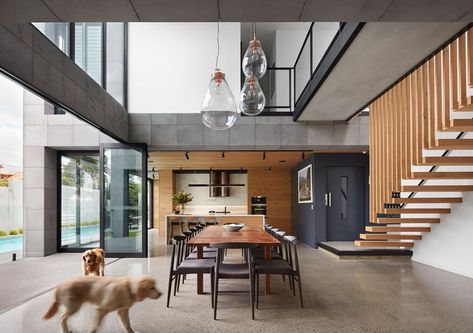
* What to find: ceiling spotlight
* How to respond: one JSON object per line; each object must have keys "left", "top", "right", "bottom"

{"left": 152, "top": 167, "right": 156, "bottom": 172}
{"left": 185, "top": 152, "right": 189, "bottom": 160}
{"left": 221, "top": 152, "right": 225, "bottom": 160}
{"left": 263, "top": 152, "right": 266, "bottom": 160}
{"left": 302, "top": 152, "right": 305, "bottom": 160}
{"left": 268, "top": 167, "right": 272, "bottom": 173}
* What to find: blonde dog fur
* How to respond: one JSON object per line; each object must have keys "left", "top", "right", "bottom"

{"left": 82, "top": 248, "right": 105, "bottom": 276}
{"left": 43, "top": 275, "right": 161, "bottom": 333}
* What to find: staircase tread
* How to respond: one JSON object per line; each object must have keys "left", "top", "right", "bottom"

{"left": 366, "top": 226, "right": 431, "bottom": 232}
{"left": 391, "top": 197, "right": 462, "bottom": 203}
{"left": 355, "top": 240, "right": 414, "bottom": 248}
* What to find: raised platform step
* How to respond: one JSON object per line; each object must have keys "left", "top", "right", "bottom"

{"left": 442, "top": 119, "right": 473, "bottom": 132}
{"left": 411, "top": 172, "right": 473, "bottom": 179}
{"left": 377, "top": 218, "right": 440, "bottom": 224}
{"left": 402, "top": 185, "right": 473, "bottom": 192}
{"left": 392, "top": 197, "right": 462, "bottom": 203}
{"left": 318, "top": 241, "right": 412, "bottom": 258}
{"left": 385, "top": 208, "right": 451, "bottom": 214}
{"left": 360, "top": 234, "right": 422, "bottom": 240}
{"left": 366, "top": 226, "right": 431, "bottom": 232}
{"left": 421, "top": 157, "right": 473, "bottom": 166}
{"left": 355, "top": 240, "right": 414, "bottom": 248}
{"left": 431, "top": 139, "right": 473, "bottom": 150}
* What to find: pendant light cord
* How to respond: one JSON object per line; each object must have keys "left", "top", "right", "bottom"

{"left": 215, "top": 21, "right": 220, "bottom": 70}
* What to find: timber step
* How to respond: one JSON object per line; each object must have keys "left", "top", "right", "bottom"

{"left": 411, "top": 172, "right": 473, "bottom": 179}
{"left": 366, "top": 226, "right": 431, "bottom": 233}
{"left": 442, "top": 119, "right": 473, "bottom": 132}
{"left": 360, "top": 234, "right": 422, "bottom": 240}
{"left": 385, "top": 208, "right": 451, "bottom": 214}
{"left": 355, "top": 240, "right": 414, "bottom": 248}
{"left": 431, "top": 139, "right": 473, "bottom": 150}
{"left": 377, "top": 218, "right": 440, "bottom": 224}
{"left": 391, "top": 197, "right": 463, "bottom": 203}
{"left": 402, "top": 185, "right": 473, "bottom": 192}
{"left": 421, "top": 156, "right": 473, "bottom": 166}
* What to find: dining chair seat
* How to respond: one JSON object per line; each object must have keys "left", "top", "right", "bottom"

{"left": 177, "top": 259, "right": 215, "bottom": 274}
{"left": 253, "top": 259, "right": 292, "bottom": 274}
{"left": 187, "top": 251, "right": 217, "bottom": 260}
{"left": 217, "top": 263, "right": 250, "bottom": 278}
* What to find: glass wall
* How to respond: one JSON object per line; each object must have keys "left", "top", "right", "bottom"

{"left": 103, "top": 147, "right": 144, "bottom": 254}
{"left": 32, "top": 22, "right": 70, "bottom": 55}
{"left": 106, "top": 22, "right": 126, "bottom": 105}
{"left": 0, "top": 73, "right": 23, "bottom": 257}
{"left": 60, "top": 153, "right": 100, "bottom": 249}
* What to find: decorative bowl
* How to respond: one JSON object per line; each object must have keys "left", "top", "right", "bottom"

{"left": 223, "top": 223, "right": 245, "bottom": 232}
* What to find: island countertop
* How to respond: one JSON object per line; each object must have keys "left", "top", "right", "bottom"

{"left": 165, "top": 213, "right": 265, "bottom": 217}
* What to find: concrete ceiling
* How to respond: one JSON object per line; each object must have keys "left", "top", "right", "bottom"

{"left": 1, "top": 0, "right": 473, "bottom": 22}
{"left": 298, "top": 22, "right": 468, "bottom": 122}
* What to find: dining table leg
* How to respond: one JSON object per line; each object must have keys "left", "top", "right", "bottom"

{"left": 264, "top": 245, "right": 271, "bottom": 294}
{"left": 197, "top": 245, "right": 203, "bottom": 294}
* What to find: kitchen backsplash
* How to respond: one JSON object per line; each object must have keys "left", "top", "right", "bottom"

{"left": 175, "top": 173, "right": 247, "bottom": 209}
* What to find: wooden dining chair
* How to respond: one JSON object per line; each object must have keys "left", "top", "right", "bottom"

{"left": 209, "top": 242, "right": 258, "bottom": 320}
{"left": 253, "top": 235, "right": 303, "bottom": 309}
{"left": 166, "top": 235, "right": 215, "bottom": 308}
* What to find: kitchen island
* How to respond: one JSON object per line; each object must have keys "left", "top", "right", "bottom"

{"left": 165, "top": 214, "right": 265, "bottom": 242}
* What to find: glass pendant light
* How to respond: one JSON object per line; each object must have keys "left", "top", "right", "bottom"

{"left": 201, "top": 70, "right": 237, "bottom": 130}
{"left": 201, "top": 22, "right": 237, "bottom": 130}
{"left": 242, "top": 23, "right": 267, "bottom": 79}
{"left": 240, "top": 76, "right": 265, "bottom": 116}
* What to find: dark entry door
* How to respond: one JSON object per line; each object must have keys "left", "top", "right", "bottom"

{"left": 100, "top": 143, "right": 147, "bottom": 257}
{"left": 326, "top": 166, "right": 366, "bottom": 241}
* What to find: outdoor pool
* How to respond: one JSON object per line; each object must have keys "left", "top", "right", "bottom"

{"left": 0, "top": 235, "right": 23, "bottom": 253}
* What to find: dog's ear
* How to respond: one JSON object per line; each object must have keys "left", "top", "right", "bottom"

{"left": 135, "top": 279, "right": 150, "bottom": 301}
{"left": 82, "top": 254, "right": 86, "bottom": 261}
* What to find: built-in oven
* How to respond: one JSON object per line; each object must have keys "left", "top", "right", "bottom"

{"left": 251, "top": 196, "right": 267, "bottom": 216}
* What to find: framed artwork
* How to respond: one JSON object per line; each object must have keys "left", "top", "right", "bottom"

{"left": 298, "top": 164, "right": 313, "bottom": 203}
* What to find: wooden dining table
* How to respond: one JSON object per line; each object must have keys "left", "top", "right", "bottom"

{"left": 186, "top": 225, "right": 280, "bottom": 295}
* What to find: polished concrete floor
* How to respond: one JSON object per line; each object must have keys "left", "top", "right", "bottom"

{"left": 1, "top": 230, "right": 473, "bottom": 332}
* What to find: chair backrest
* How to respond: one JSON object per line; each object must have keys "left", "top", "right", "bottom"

{"left": 283, "top": 235, "right": 299, "bottom": 272}
{"left": 170, "top": 235, "right": 187, "bottom": 272}
{"left": 210, "top": 242, "right": 257, "bottom": 277}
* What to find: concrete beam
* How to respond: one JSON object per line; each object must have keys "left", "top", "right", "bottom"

{"left": 0, "top": 23, "right": 129, "bottom": 142}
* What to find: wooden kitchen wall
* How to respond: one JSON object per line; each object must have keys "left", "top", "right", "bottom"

{"left": 157, "top": 169, "right": 174, "bottom": 236}
{"left": 248, "top": 167, "right": 292, "bottom": 233}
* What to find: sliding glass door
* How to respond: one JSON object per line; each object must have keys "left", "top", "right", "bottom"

{"left": 100, "top": 143, "right": 147, "bottom": 257}
{"left": 59, "top": 153, "right": 100, "bottom": 250}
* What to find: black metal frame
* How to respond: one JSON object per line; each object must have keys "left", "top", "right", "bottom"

{"left": 57, "top": 150, "right": 101, "bottom": 253}
{"left": 147, "top": 178, "right": 154, "bottom": 230}
{"left": 99, "top": 142, "right": 148, "bottom": 258}
{"left": 293, "top": 22, "right": 364, "bottom": 121}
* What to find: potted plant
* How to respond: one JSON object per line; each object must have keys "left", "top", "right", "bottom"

{"left": 172, "top": 191, "right": 193, "bottom": 214}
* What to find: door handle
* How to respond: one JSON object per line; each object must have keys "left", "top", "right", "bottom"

{"left": 324, "top": 193, "right": 332, "bottom": 207}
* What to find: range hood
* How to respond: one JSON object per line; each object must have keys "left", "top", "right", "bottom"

{"left": 187, "top": 170, "right": 245, "bottom": 197}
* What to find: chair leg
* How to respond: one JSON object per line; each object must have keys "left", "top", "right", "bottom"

{"left": 288, "top": 274, "right": 293, "bottom": 290}
{"left": 213, "top": 275, "right": 219, "bottom": 320}
{"left": 256, "top": 273, "right": 260, "bottom": 309}
{"left": 166, "top": 274, "right": 173, "bottom": 308}
{"left": 291, "top": 275, "right": 296, "bottom": 296}
{"left": 177, "top": 274, "right": 181, "bottom": 292}
{"left": 250, "top": 270, "right": 255, "bottom": 320}
{"left": 210, "top": 271, "right": 215, "bottom": 309}
{"left": 297, "top": 274, "right": 304, "bottom": 308}
{"left": 282, "top": 274, "right": 286, "bottom": 283}
{"left": 174, "top": 274, "right": 179, "bottom": 296}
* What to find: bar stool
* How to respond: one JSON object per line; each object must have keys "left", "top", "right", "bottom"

{"left": 168, "top": 217, "right": 183, "bottom": 244}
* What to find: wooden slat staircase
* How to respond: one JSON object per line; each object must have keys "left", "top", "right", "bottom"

{"left": 357, "top": 26, "right": 473, "bottom": 248}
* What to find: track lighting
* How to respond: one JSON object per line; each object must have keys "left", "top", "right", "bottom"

{"left": 263, "top": 152, "right": 266, "bottom": 160}
{"left": 185, "top": 152, "right": 189, "bottom": 160}
{"left": 221, "top": 152, "right": 225, "bottom": 160}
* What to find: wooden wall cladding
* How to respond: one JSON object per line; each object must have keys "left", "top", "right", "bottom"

{"left": 158, "top": 169, "right": 174, "bottom": 236}
{"left": 247, "top": 168, "right": 292, "bottom": 233}
{"left": 369, "top": 27, "right": 473, "bottom": 222}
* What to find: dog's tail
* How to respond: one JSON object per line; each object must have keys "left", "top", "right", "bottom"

{"left": 43, "top": 289, "right": 60, "bottom": 320}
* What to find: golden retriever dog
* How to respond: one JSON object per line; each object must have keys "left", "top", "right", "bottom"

{"left": 43, "top": 276, "right": 161, "bottom": 333}
{"left": 82, "top": 248, "right": 105, "bottom": 276}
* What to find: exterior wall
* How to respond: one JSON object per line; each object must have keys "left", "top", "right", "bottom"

{"left": 0, "top": 23, "right": 128, "bottom": 142}
{"left": 129, "top": 113, "right": 369, "bottom": 150}
{"left": 128, "top": 23, "right": 241, "bottom": 114}
{"left": 22, "top": 90, "right": 116, "bottom": 257}
{"left": 0, "top": 179, "right": 22, "bottom": 232}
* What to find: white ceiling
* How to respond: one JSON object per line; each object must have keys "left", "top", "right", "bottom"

{"left": 1, "top": 0, "right": 472, "bottom": 22}
{"left": 298, "top": 22, "right": 467, "bottom": 121}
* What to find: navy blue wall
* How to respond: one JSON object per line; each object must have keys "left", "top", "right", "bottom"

{"left": 292, "top": 153, "right": 369, "bottom": 248}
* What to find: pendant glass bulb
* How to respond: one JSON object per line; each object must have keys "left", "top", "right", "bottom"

{"left": 201, "top": 70, "right": 237, "bottom": 130}
{"left": 242, "top": 37, "right": 267, "bottom": 79}
{"left": 240, "top": 76, "right": 265, "bottom": 116}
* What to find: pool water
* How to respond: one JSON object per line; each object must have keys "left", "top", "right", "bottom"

{"left": 0, "top": 235, "right": 23, "bottom": 253}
